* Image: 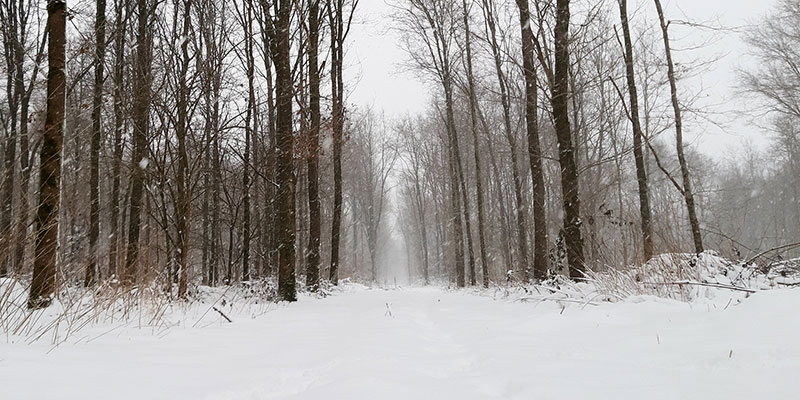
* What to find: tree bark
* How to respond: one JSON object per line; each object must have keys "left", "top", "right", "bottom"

{"left": 552, "top": 0, "right": 585, "bottom": 278}
{"left": 444, "top": 107, "right": 466, "bottom": 287}
{"left": 175, "top": 0, "right": 192, "bottom": 299}
{"left": 108, "top": 0, "right": 127, "bottom": 279}
{"left": 122, "top": 0, "right": 153, "bottom": 286}
{"left": 28, "top": 0, "right": 66, "bottom": 309}
{"left": 328, "top": 0, "right": 344, "bottom": 285}
{"left": 242, "top": 1, "right": 255, "bottom": 283}
{"left": 515, "top": 0, "right": 548, "bottom": 280}
{"left": 306, "top": 0, "right": 321, "bottom": 291}
{"left": 86, "top": 0, "right": 107, "bottom": 287}
{"left": 273, "top": 0, "right": 296, "bottom": 301}
{"left": 461, "top": 0, "right": 490, "bottom": 287}
{"left": 619, "top": 0, "right": 654, "bottom": 262}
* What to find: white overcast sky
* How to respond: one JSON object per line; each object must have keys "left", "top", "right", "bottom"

{"left": 343, "top": 0, "right": 774, "bottom": 157}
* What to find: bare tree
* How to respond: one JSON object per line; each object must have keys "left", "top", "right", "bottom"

{"left": 617, "top": 0, "right": 653, "bottom": 261}
{"left": 28, "top": 0, "right": 66, "bottom": 309}
{"left": 235, "top": 0, "right": 256, "bottom": 283}
{"left": 514, "top": 0, "right": 548, "bottom": 280}
{"left": 306, "top": 0, "right": 322, "bottom": 291}
{"left": 328, "top": 0, "right": 358, "bottom": 284}
{"left": 85, "top": 0, "right": 108, "bottom": 286}
{"left": 552, "top": 0, "right": 585, "bottom": 278}
{"left": 122, "top": 0, "right": 155, "bottom": 285}
{"left": 653, "top": 0, "right": 703, "bottom": 254}
{"left": 742, "top": 0, "right": 800, "bottom": 121}
{"left": 459, "top": 0, "right": 489, "bottom": 286}
{"left": 174, "top": 0, "right": 194, "bottom": 298}
{"left": 108, "top": 0, "right": 129, "bottom": 279}
{"left": 480, "top": 0, "right": 531, "bottom": 282}
{"left": 259, "top": 0, "right": 296, "bottom": 301}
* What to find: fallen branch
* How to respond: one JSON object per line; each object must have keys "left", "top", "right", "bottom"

{"left": 744, "top": 242, "right": 800, "bottom": 267}
{"left": 644, "top": 280, "right": 756, "bottom": 293}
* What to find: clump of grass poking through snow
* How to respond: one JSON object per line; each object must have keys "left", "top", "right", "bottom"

{"left": 0, "top": 277, "right": 289, "bottom": 346}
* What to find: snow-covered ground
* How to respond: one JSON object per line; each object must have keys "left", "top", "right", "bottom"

{"left": 1, "top": 285, "right": 798, "bottom": 399}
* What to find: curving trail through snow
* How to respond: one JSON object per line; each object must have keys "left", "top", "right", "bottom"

{"left": 1, "top": 286, "right": 798, "bottom": 399}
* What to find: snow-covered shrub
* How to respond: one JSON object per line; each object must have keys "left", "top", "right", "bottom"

{"left": 585, "top": 251, "right": 799, "bottom": 302}
{"left": 487, "top": 251, "right": 799, "bottom": 308}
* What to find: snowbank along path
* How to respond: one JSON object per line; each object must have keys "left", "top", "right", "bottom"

{"left": 1, "top": 286, "right": 798, "bottom": 399}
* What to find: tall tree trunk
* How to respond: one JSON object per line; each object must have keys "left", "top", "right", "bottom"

{"left": 619, "top": 0, "right": 654, "bottom": 262}
{"left": 274, "top": 0, "right": 296, "bottom": 301}
{"left": 211, "top": 97, "right": 221, "bottom": 285}
{"left": 199, "top": 4, "right": 211, "bottom": 284}
{"left": 482, "top": 0, "right": 531, "bottom": 282}
{"left": 441, "top": 76, "right": 467, "bottom": 287}
{"left": 328, "top": 0, "right": 345, "bottom": 284}
{"left": 202, "top": 151, "right": 210, "bottom": 285}
{"left": 123, "top": 0, "right": 153, "bottom": 286}
{"left": 86, "top": 0, "right": 107, "bottom": 287}
{"left": 205, "top": 2, "right": 224, "bottom": 286}
{"left": 108, "top": 0, "right": 127, "bottom": 279}
{"left": 242, "top": 2, "right": 255, "bottom": 282}
{"left": 453, "top": 136, "right": 476, "bottom": 285}
{"left": 653, "top": 0, "right": 703, "bottom": 254}
{"left": 515, "top": 0, "right": 548, "bottom": 280}
{"left": 552, "top": 0, "right": 585, "bottom": 278}
{"left": 445, "top": 127, "right": 466, "bottom": 287}
{"left": 176, "top": 0, "right": 192, "bottom": 298}
{"left": 262, "top": 43, "right": 277, "bottom": 280}
{"left": 28, "top": 0, "right": 66, "bottom": 309}
{"left": 461, "top": 0, "right": 490, "bottom": 288}
{"left": 306, "top": 0, "right": 321, "bottom": 291}
{"left": 454, "top": 124, "right": 476, "bottom": 286}
{"left": 198, "top": 2, "right": 210, "bottom": 287}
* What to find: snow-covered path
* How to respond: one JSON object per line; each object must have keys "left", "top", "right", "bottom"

{"left": 2, "top": 287, "right": 798, "bottom": 399}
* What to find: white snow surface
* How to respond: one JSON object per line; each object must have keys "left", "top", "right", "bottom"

{"left": 1, "top": 285, "right": 799, "bottom": 399}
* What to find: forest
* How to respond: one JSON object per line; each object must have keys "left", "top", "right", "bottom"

{"left": 2, "top": 0, "right": 800, "bottom": 398}
{"left": 2, "top": 0, "right": 797, "bottom": 304}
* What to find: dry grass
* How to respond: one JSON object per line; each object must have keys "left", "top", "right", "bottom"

{"left": 0, "top": 278, "right": 175, "bottom": 346}
{"left": 484, "top": 251, "right": 789, "bottom": 307}
{"left": 0, "top": 277, "right": 281, "bottom": 346}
